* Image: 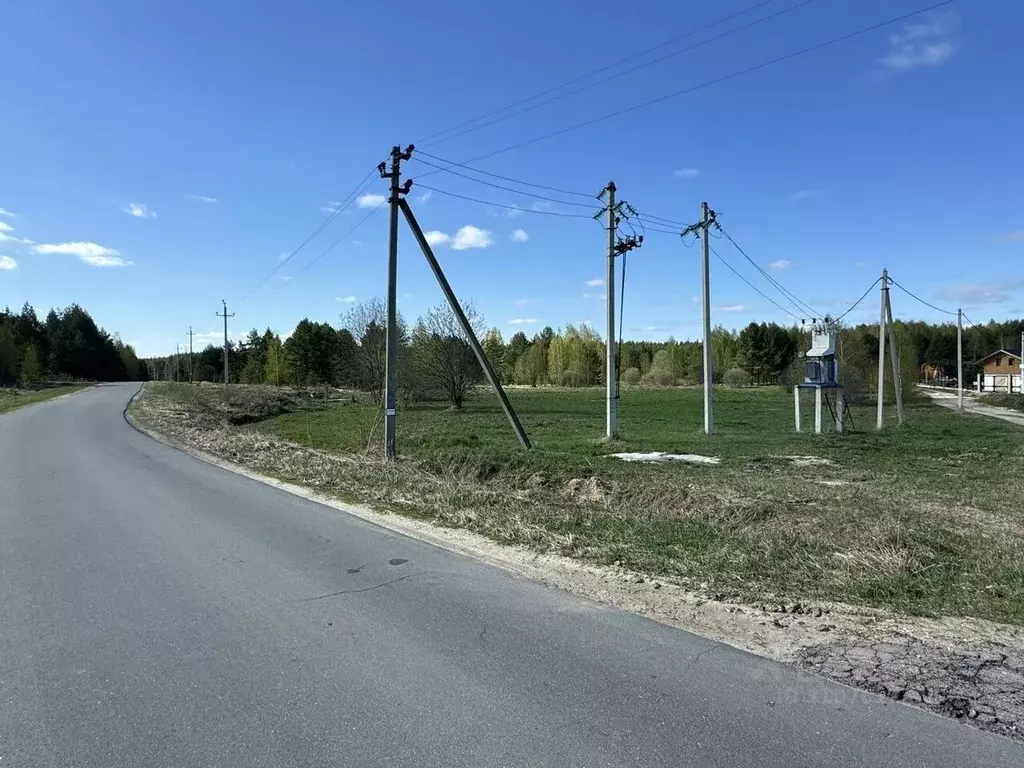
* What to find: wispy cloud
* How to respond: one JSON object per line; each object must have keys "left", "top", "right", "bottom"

{"left": 788, "top": 189, "right": 824, "bottom": 202}
{"left": 673, "top": 168, "right": 699, "bottom": 179}
{"left": 582, "top": 292, "right": 606, "bottom": 300}
{"left": 277, "top": 251, "right": 290, "bottom": 261}
{"left": 357, "top": 193, "right": 386, "bottom": 209}
{"left": 319, "top": 200, "right": 342, "bottom": 213}
{"left": 508, "top": 318, "right": 538, "bottom": 325}
{"left": 424, "top": 230, "right": 451, "bottom": 247}
{"left": 585, "top": 278, "right": 604, "bottom": 287}
{"left": 417, "top": 191, "right": 432, "bottom": 205}
{"left": 531, "top": 201, "right": 558, "bottom": 214}
{"left": 0, "top": 208, "right": 15, "bottom": 217}
{"left": 124, "top": 202, "right": 156, "bottom": 218}
{"left": 34, "top": 241, "right": 132, "bottom": 267}
{"left": 335, "top": 295, "right": 357, "bottom": 303}
{"left": 715, "top": 304, "right": 746, "bottom": 312}
{"left": 0, "top": 221, "right": 13, "bottom": 233}
{"left": 769, "top": 259, "right": 791, "bottom": 270}
{"left": 510, "top": 228, "right": 529, "bottom": 243}
{"left": 452, "top": 225, "right": 493, "bottom": 251}
{"left": 186, "top": 194, "right": 218, "bottom": 204}
{"left": 1000, "top": 231, "right": 1024, "bottom": 242}
{"left": 513, "top": 298, "right": 530, "bottom": 307}
{"left": 854, "top": 260, "right": 868, "bottom": 268}
{"left": 880, "top": 12, "right": 958, "bottom": 72}
{"left": 936, "top": 280, "right": 1024, "bottom": 306}
{"left": 0, "top": 255, "right": 16, "bottom": 270}
{"left": 0, "top": 233, "right": 32, "bottom": 244}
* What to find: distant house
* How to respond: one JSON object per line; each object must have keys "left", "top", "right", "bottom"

{"left": 975, "top": 347, "right": 1022, "bottom": 393}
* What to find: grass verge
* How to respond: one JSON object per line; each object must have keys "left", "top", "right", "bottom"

{"left": 132, "top": 382, "right": 1024, "bottom": 625}
{"left": 979, "top": 393, "right": 1024, "bottom": 413}
{"left": 0, "top": 385, "right": 87, "bottom": 415}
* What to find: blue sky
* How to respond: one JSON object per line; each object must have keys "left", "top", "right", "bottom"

{"left": 1, "top": 0, "right": 1022, "bottom": 356}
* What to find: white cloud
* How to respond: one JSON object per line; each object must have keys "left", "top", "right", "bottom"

{"left": 0, "top": 208, "right": 15, "bottom": 217}
{"left": 854, "top": 260, "right": 868, "bottom": 268}
{"left": 357, "top": 193, "right": 387, "bottom": 209}
{"left": 336, "top": 295, "right": 357, "bottom": 303}
{"left": 585, "top": 278, "right": 604, "bottom": 287}
{"left": 34, "top": 241, "right": 132, "bottom": 267}
{"left": 320, "top": 200, "right": 342, "bottom": 213}
{"left": 788, "top": 189, "right": 824, "bottom": 202}
{"left": 715, "top": 304, "right": 746, "bottom": 312}
{"left": 582, "top": 292, "right": 606, "bottom": 300}
{"left": 674, "top": 168, "right": 699, "bottom": 179}
{"left": 187, "top": 194, "right": 218, "bottom": 204}
{"left": 508, "top": 318, "right": 538, "bottom": 325}
{"left": 417, "top": 191, "right": 432, "bottom": 204}
{"left": 0, "top": 221, "right": 12, "bottom": 232}
{"left": 769, "top": 259, "right": 791, "bottom": 270}
{"left": 1001, "top": 231, "right": 1024, "bottom": 242}
{"left": 510, "top": 228, "right": 529, "bottom": 243}
{"left": 424, "top": 230, "right": 451, "bottom": 247}
{"left": 531, "top": 201, "right": 558, "bottom": 214}
{"left": 0, "top": 255, "right": 16, "bottom": 270}
{"left": 936, "top": 280, "right": 1024, "bottom": 306}
{"left": 513, "top": 298, "right": 530, "bottom": 307}
{"left": 880, "top": 13, "right": 958, "bottom": 72}
{"left": 124, "top": 202, "right": 156, "bottom": 218}
{"left": 277, "top": 251, "right": 291, "bottom": 261}
{"left": 281, "top": 276, "right": 292, "bottom": 282}
{"left": 352, "top": 239, "right": 363, "bottom": 246}
{"left": 451, "top": 225, "right": 493, "bottom": 251}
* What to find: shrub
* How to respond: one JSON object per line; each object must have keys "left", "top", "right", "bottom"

{"left": 559, "top": 368, "right": 587, "bottom": 388}
{"left": 723, "top": 367, "right": 752, "bottom": 387}
{"left": 640, "top": 368, "right": 676, "bottom": 387}
{"left": 621, "top": 367, "right": 642, "bottom": 386}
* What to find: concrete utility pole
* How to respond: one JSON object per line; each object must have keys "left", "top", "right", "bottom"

{"left": 1020, "top": 329, "right": 1023, "bottom": 396}
{"left": 604, "top": 181, "right": 618, "bottom": 440}
{"left": 883, "top": 278, "right": 904, "bottom": 423}
{"left": 876, "top": 269, "right": 888, "bottom": 430}
{"left": 187, "top": 326, "right": 195, "bottom": 384}
{"left": 956, "top": 309, "right": 963, "bottom": 412}
{"left": 175, "top": 344, "right": 180, "bottom": 382}
{"left": 700, "top": 202, "right": 715, "bottom": 435}
{"left": 380, "top": 145, "right": 413, "bottom": 459}
{"left": 216, "top": 300, "right": 234, "bottom": 385}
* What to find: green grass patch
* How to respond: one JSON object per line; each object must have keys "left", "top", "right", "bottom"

{"left": 0, "top": 385, "right": 87, "bottom": 414}
{"left": 979, "top": 393, "right": 1024, "bottom": 412}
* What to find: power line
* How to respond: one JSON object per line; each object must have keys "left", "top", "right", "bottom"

{"left": 410, "top": 156, "right": 598, "bottom": 210}
{"left": 412, "top": 183, "right": 597, "bottom": 218}
{"left": 888, "top": 276, "right": 958, "bottom": 316}
{"left": 420, "top": 0, "right": 826, "bottom": 149}
{"left": 709, "top": 245, "right": 801, "bottom": 320}
{"left": 451, "top": 1, "right": 957, "bottom": 167}
{"left": 717, "top": 226, "right": 817, "bottom": 318}
{"left": 415, "top": 0, "right": 790, "bottom": 145}
{"left": 413, "top": 150, "right": 594, "bottom": 199}
{"left": 241, "top": 166, "right": 378, "bottom": 301}
{"left": 834, "top": 277, "right": 882, "bottom": 323}
{"left": 289, "top": 202, "right": 387, "bottom": 282}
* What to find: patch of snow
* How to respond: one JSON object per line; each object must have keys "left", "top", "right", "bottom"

{"left": 610, "top": 452, "right": 720, "bottom": 465}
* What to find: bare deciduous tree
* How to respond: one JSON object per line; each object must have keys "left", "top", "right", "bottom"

{"left": 411, "top": 302, "right": 486, "bottom": 409}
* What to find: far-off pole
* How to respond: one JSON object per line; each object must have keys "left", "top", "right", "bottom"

{"left": 216, "top": 300, "right": 234, "bottom": 385}
{"left": 187, "top": 326, "right": 195, "bottom": 384}
{"left": 957, "top": 308, "right": 963, "bottom": 412}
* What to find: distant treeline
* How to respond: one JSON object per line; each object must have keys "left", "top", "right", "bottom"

{"left": 0, "top": 303, "right": 144, "bottom": 385}
{"left": 142, "top": 298, "right": 1024, "bottom": 404}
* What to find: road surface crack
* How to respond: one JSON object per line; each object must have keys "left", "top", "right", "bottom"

{"left": 288, "top": 572, "right": 422, "bottom": 604}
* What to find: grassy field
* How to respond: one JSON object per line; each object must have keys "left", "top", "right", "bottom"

{"left": 136, "top": 383, "right": 1024, "bottom": 624}
{"left": 0, "top": 385, "right": 87, "bottom": 415}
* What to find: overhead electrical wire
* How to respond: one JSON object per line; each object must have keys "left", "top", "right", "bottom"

{"left": 834, "top": 277, "right": 882, "bottom": 323}
{"left": 717, "top": 226, "right": 818, "bottom": 318}
{"left": 413, "top": 150, "right": 595, "bottom": 199}
{"left": 709, "top": 245, "right": 801, "bottom": 320}
{"left": 410, "top": 156, "right": 599, "bottom": 210}
{"left": 415, "top": 0, "right": 793, "bottom": 146}
{"left": 411, "top": 183, "right": 597, "bottom": 218}
{"left": 448, "top": 0, "right": 957, "bottom": 168}
{"left": 888, "top": 276, "right": 958, "bottom": 316}
{"left": 288, "top": 202, "right": 387, "bottom": 282}
{"left": 241, "top": 166, "right": 379, "bottom": 301}
{"left": 419, "top": 0, "right": 826, "bottom": 149}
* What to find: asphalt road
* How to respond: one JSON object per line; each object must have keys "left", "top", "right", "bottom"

{"left": 1, "top": 383, "right": 1019, "bottom": 767}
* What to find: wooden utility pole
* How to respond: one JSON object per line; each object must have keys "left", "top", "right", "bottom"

{"left": 216, "top": 300, "right": 234, "bottom": 385}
